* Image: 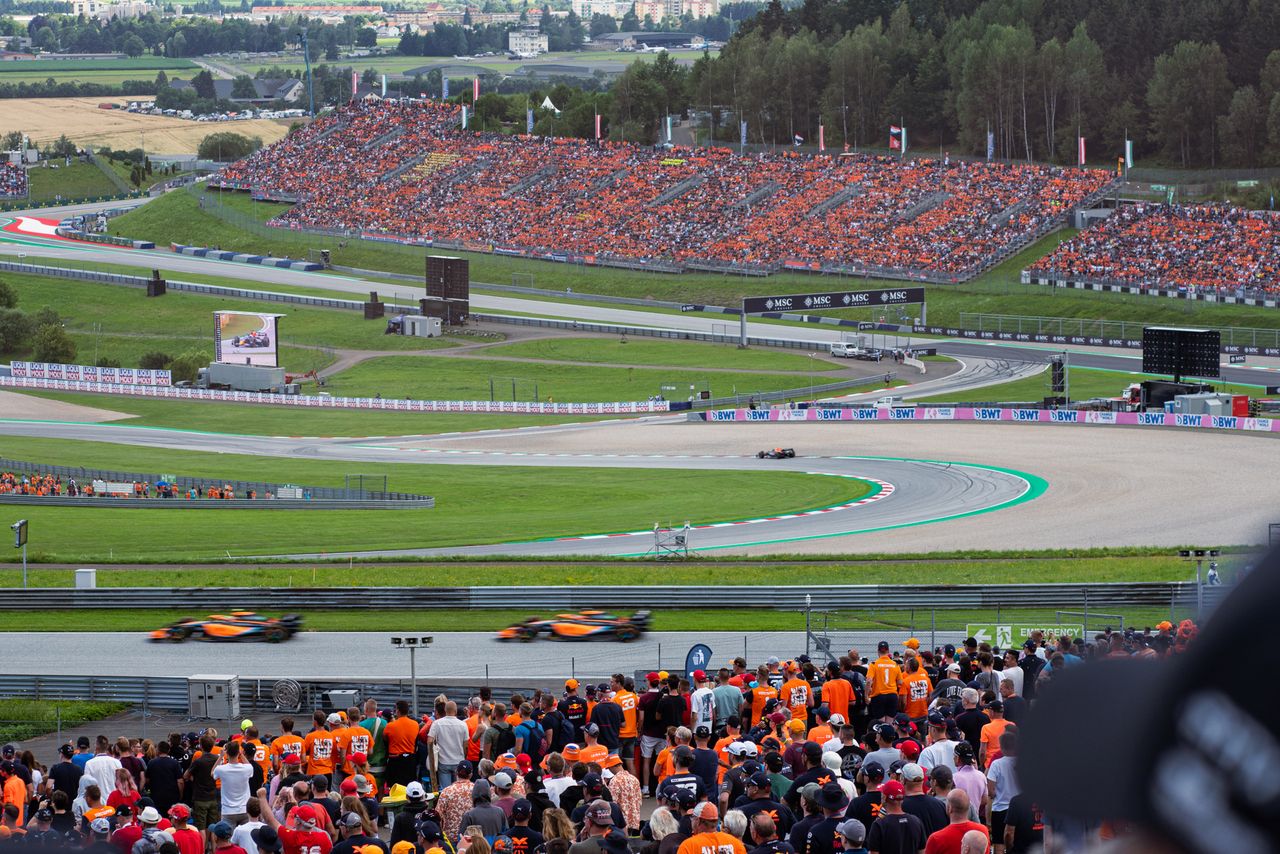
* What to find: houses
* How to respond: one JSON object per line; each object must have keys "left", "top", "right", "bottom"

{"left": 169, "top": 77, "right": 305, "bottom": 105}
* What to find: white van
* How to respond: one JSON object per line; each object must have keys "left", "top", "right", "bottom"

{"left": 829, "top": 342, "right": 868, "bottom": 358}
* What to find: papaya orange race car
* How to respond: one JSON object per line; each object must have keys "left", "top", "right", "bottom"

{"left": 497, "top": 610, "right": 651, "bottom": 643}
{"left": 150, "top": 611, "right": 303, "bottom": 643}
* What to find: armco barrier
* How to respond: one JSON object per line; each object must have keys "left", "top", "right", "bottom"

{"left": 914, "top": 322, "right": 1280, "bottom": 358}
{"left": 171, "top": 243, "right": 322, "bottom": 272}
{"left": 692, "top": 406, "right": 1279, "bottom": 433}
{"left": 1022, "top": 271, "right": 1280, "bottom": 310}
{"left": 0, "top": 582, "right": 1225, "bottom": 611}
{"left": 0, "top": 376, "right": 671, "bottom": 416}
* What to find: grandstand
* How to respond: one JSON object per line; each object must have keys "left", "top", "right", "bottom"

{"left": 214, "top": 99, "right": 1117, "bottom": 282}
{"left": 1028, "top": 203, "right": 1280, "bottom": 296}
{"left": 0, "top": 161, "right": 27, "bottom": 198}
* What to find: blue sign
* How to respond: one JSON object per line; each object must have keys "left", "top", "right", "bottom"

{"left": 685, "top": 643, "right": 713, "bottom": 676}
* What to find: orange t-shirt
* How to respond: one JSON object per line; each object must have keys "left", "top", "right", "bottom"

{"left": 271, "top": 734, "right": 304, "bottom": 767}
{"left": 748, "top": 686, "right": 778, "bottom": 726}
{"left": 901, "top": 671, "right": 933, "bottom": 720}
{"left": 303, "top": 731, "right": 336, "bottom": 776}
{"left": 3, "top": 776, "right": 25, "bottom": 824}
{"left": 615, "top": 691, "right": 638, "bottom": 739}
{"left": 713, "top": 736, "right": 737, "bottom": 783}
{"left": 806, "top": 725, "right": 834, "bottom": 745}
{"left": 980, "top": 719, "right": 1011, "bottom": 761}
{"left": 780, "top": 678, "right": 811, "bottom": 719}
{"left": 821, "top": 678, "right": 853, "bottom": 722}
{"left": 384, "top": 717, "right": 420, "bottom": 756}
{"left": 342, "top": 725, "right": 373, "bottom": 774}
{"left": 655, "top": 747, "right": 673, "bottom": 784}
{"left": 869, "top": 657, "right": 903, "bottom": 697}
{"left": 247, "top": 740, "right": 271, "bottom": 779}
{"left": 578, "top": 744, "right": 608, "bottom": 766}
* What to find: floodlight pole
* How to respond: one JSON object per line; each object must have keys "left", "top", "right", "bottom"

{"left": 739, "top": 302, "right": 747, "bottom": 348}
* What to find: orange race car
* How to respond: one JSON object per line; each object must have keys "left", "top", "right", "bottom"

{"left": 150, "top": 611, "right": 303, "bottom": 643}
{"left": 497, "top": 610, "right": 651, "bottom": 643}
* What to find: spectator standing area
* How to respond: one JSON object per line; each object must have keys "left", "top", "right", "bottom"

{"left": 213, "top": 98, "right": 1116, "bottom": 282}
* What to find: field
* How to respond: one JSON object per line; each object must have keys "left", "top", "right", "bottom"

{"left": 0, "top": 699, "right": 129, "bottom": 743}
{"left": 915, "top": 366, "right": 1264, "bottom": 403}
{"left": 110, "top": 189, "right": 1280, "bottom": 332}
{"left": 0, "top": 98, "right": 292, "bottom": 154}
{"left": 0, "top": 56, "right": 198, "bottom": 85}
{"left": 234, "top": 48, "right": 714, "bottom": 78}
{"left": 25, "top": 160, "right": 132, "bottom": 203}
{"left": 480, "top": 337, "right": 841, "bottom": 372}
{"left": 0, "top": 436, "right": 870, "bottom": 561}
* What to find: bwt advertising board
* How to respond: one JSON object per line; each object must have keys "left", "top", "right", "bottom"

{"left": 214, "top": 311, "right": 283, "bottom": 367}
{"left": 743, "top": 287, "right": 925, "bottom": 314}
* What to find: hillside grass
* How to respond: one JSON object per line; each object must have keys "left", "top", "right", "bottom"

{"left": 479, "top": 336, "right": 842, "bottom": 372}
{"left": 0, "top": 699, "right": 129, "bottom": 744}
{"left": 108, "top": 189, "right": 1280, "bottom": 331}
{"left": 915, "top": 366, "right": 1263, "bottom": 404}
{"left": 0, "top": 436, "right": 868, "bottom": 562}
{"left": 26, "top": 161, "right": 123, "bottom": 202}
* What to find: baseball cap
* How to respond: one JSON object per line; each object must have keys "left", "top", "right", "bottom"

{"left": 878, "top": 780, "right": 905, "bottom": 800}
{"left": 836, "top": 819, "right": 866, "bottom": 845}
{"left": 899, "top": 740, "right": 921, "bottom": 760}
{"left": 338, "top": 812, "right": 364, "bottom": 829}
{"left": 692, "top": 669, "right": 707, "bottom": 681}
{"left": 582, "top": 772, "right": 605, "bottom": 794}
{"left": 512, "top": 799, "right": 532, "bottom": 819}
{"left": 34, "top": 808, "right": 52, "bottom": 823}
{"left": 326, "top": 712, "right": 344, "bottom": 725}
{"left": 209, "top": 821, "right": 234, "bottom": 839}
{"left": 787, "top": 719, "right": 806, "bottom": 733}
{"left": 799, "top": 782, "right": 822, "bottom": 805}
{"left": 167, "top": 804, "right": 191, "bottom": 821}
{"left": 455, "top": 760, "right": 474, "bottom": 776}
{"left": 694, "top": 725, "right": 711, "bottom": 738}
{"left": 987, "top": 700, "right": 1004, "bottom": 712}
{"left": 766, "top": 656, "right": 780, "bottom": 666}
{"left": 349, "top": 752, "right": 367, "bottom": 765}
{"left": 292, "top": 804, "right": 318, "bottom": 827}
{"left": 240, "top": 718, "right": 254, "bottom": 731}
{"left": 491, "top": 771, "right": 513, "bottom": 789}
{"left": 90, "top": 818, "right": 111, "bottom": 835}
{"left": 829, "top": 713, "right": 846, "bottom": 726}
{"left": 954, "top": 741, "right": 975, "bottom": 761}
{"left": 668, "top": 788, "right": 697, "bottom": 808}
{"left": 585, "top": 800, "right": 613, "bottom": 826}
{"left": 690, "top": 802, "right": 719, "bottom": 821}
{"left": 584, "top": 723, "right": 600, "bottom": 736}
{"left": 740, "top": 740, "right": 758, "bottom": 756}
{"left": 673, "top": 745, "right": 695, "bottom": 762}
{"left": 585, "top": 684, "right": 597, "bottom": 695}
{"left": 0, "top": 745, "right": 14, "bottom": 757}
{"left": 768, "top": 711, "right": 787, "bottom": 725}
{"left": 76, "top": 736, "right": 90, "bottom": 748}
{"left": 565, "top": 679, "right": 579, "bottom": 690}
{"left": 139, "top": 807, "right": 161, "bottom": 825}
{"left": 872, "top": 723, "right": 895, "bottom": 740}
{"left": 646, "top": 672, "right": 660, "bottom": 684}
{"left": 340, "top": 777, "right": 359, "bottom": 795}
{"left": 58, "top": 744, "right": 73, "bottom": 758}
{"left": 252, "top": 826, "right": 283, "bottom": 854}
{"left": 406, "top": 781, "right": 427, "bottom": 800}
{"left": 860, "top": 760, "right": 885, "bottom": 780}
{"left": 901, "top": 763, "right": 925, "bottom": 782}
{"left": 415, "top": 819, "right": 443, "bottom": 841}
{"left": 903, "top": 638, "right": 920, "bottom": 650}
{"left": 391, "top": 844, "right": 416, "bottom": 854}
{"left": 601, "top": 832, "right": 630, "bottom": 854}
{"left": 726, "top": 741, "right": 746, "bottom": 756}
{"left": 877, "top": 641, "right": 890, "bottom": 652}
{"left": 748, "top": 770, "right": 771, "bottom": 788}
{"left": 802, "top": 741, "right": 823, "bottom": 760}
{"left": 947, "top": 662, "right": 961, "bottom": 673}
{"left": 1023, "top": 638, "right": 1038, "bottom": 649}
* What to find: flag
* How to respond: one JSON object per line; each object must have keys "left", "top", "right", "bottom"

{"left": 1078, "top": 136, "right": 1086, "bottom": 167}
{"left": 526, "top": 107, "right": 534, "bottom": 134}
{"left": 473, "top": 77, "right": 479, "bottom": 102}
{"left": 381, "top": 74, "right": 386, "bottom": 98}
{"left": 461, "top": 104, "right": 468, "bottom": 129}
{"left": 889, "top": 125, "right": 903, "bottom": 151}
{"left": 442, "top": 76, "right": 449, "bottom": 99}
{"left": 1125, "top": 138, "right": 1133, "bottom": 170}
{"left": 350, "top": 69, "right": 357, "bottom": 101}
{"left": 594, "top": 112, "right": 601, "bottom": 140}
{"left": 793, "top": 134, "right": 803, "bottom": 146}
{"left": 986, "top": 130, "right": 994, "bottom": 160}
{"left": 740, "top": 120, "right": 747, "bottom": 146}
{"left": 819, "top": 124, "right": 824, "bottom": 152}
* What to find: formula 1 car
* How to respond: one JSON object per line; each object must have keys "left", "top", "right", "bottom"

{"left": 497, "top": 610, "right": 651, "bottom": 643}
{"left": 232, "top": 331, "right": 271, "bottom": 348}
{"left": 150, "top": 611, "right": 303, "bottom": 643}
{"left": 757, "top": 448, "right": 796, "bottom": 459}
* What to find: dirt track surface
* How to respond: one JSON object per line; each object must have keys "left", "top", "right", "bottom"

{"left": 0, "top": 389, "right": 130, "bottom": 423}
{"left": 406, "top": 419, "right": 1280, "bottom": 554}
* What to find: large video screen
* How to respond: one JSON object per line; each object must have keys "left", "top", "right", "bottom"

{"left": 214, "top": 311, "right": 283, "bottom": 367}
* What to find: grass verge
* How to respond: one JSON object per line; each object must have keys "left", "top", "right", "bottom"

{"left": 0, "top": 436, "right": 869, "bottom": 562}
{"left": 0, "top": 699, "right": 129, "bottom": 744}
{"left": 479, "top": 337, "right": 843, "bottom": 372}
{"left": 914, "top": 365, "right": 1263, "bottom": 404}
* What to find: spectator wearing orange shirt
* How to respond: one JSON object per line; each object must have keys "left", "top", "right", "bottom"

{"left": 383, "top": 700, "right": 421, "bottom": 788}
{"left": 979, "top": 702, "right": 1012, "bottom": 769}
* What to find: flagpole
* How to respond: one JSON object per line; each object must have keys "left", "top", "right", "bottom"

{"left": 900, "top": 115, "right": 905, "bottom": 161}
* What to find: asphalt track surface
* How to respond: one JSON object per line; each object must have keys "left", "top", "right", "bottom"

{"left": 0, "top": 419, "right": 1034, "bottom": 557}
{"left": 0, "top": 214, "right": 1272, "bottom": 386}
{"left": 3, "top": 630, "right": 959, "bottom": 681}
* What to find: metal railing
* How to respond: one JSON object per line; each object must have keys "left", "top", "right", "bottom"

{"left": 960, "top": 312, "right": 1280, "bottom": 349}
{"left": 0, "top": 582, "right": 1230, "bottom": 612}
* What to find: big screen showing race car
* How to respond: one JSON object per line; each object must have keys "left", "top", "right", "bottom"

{"left": 214, "top": 311, "right": 283, "bottom": 367}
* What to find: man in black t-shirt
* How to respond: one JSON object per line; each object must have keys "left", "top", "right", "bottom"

{"left": 48, "top": 746, "right": 82, "bottom": 802}
{"left": 657, "top": 747, "right": 706, "bottom": 805}
{"left": 784, "top": 743, "right": 832, "bottom": 813}
{"left": 802, "top": 782, "right": 849, "bottom": 854}
{"left": 559, "top": 680, "right": 590, "bottom": 743}
{"left": 144, "top": 741, "right": 184, "bottom": 816}
{"left": 657, "top": 680, "right": 689, "bottom": 732}
{"left": 748, "top": 813, "right": 795, "bottom": 854}
{"left": 507, "top": 799, "right": 545, "bottom": 854}
{"left": 951, "top": 692, "right": 989, "bottom": 756}
{"left": 864, "top": 781, "right": 925, "bottom": 854}
{"left": 735, "top": 771, "right": 796, "bottom": 840}
{"left": 590, "top": 689, "right": 624, "bottom": 751}
{"left": 1002, "top": 793, "right": 1043, "bottom": 854}
{"left": 843, "top": 762, "right": 884, "bottom": 835}
{"left": 898, "top": 764, "right": 946, "bottom": 837}
{"left": 539, "top": 695, "right": 570, "bottom": 754}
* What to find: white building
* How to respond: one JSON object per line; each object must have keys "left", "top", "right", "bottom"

{"left": 507, "top": 28, "right": 548, "bottom": 56}
{"left": 571, "top": 0, "right": 623, "bottom": 18}
{"left": 70, "top": 0, "right": 153, "bottom": 20}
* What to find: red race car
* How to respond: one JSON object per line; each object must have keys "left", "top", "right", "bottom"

{"left": 497, "top": 610, "right": 651, "bottom": 643}
{"left": 150, "top": 611, "right": 303, "bottom": 643}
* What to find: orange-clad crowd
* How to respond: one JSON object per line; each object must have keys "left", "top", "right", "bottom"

{"left": 215, "top": 99, "right": 1115, "bottom": 280}
{"left": 1029, "top": 203, "right": 1280, "bottom": 294}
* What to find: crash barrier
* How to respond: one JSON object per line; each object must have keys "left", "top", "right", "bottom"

{"left": 915, "top": 321, "right": 1280, "bottom": 358}
{"left": 692, "top": 406, "right": 1280, "bottom": 433}
{"left": 0, "top": 493, "right": 426, "bottom": 510}
{"left": 0, "top": 581, "right": 1228, "bottom": 612}
{"left": 0, "top": 190, "right": 145, "bottom": 213}
{"left": 53, "top": 227, "right": 154, "bottom": 249}
{"left": 1022, "top": 271, "right": 1279, "bottom": 309}
{"left": 170, "top": 242, "right": 322, "bottom": 272}
{"left": 0, "top": 376, "right": 672, "bottom": 415}
{"left": 0, "top": 457, "right": 434, "bottom": 508}
{"left": 11, "top": 360, "right": 171, "bottom": 386}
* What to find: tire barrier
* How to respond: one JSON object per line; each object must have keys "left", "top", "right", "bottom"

{"left": 171, "top": 242, "right": 322, "bottom": 271}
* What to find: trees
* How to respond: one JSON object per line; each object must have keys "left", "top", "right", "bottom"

{"left": 122, "top": 33, "right": 145, "bottom": 57}
{"left": 0, "top": 278, "right": 14, "bottom": 309}
{"left": 191, "top": 69, "right": 216, "bottom": 100}
{"left": 356, "top": 26, "right": 377, "bottom": 47}
{"left": 231, "top": 75, "right": 257, "bottom": 99}
{"left": 1147, "top": 41, "right": 1231, "bottom": 166}
{"left": 139, "top": 351, "right": 173, "bottom": 370}
{"left": 0, "top": 309, "right": 32, "bottom": 354}
{"left": 197, "top": 132, "right": 262, "bottom": 161}
{"left": 169, "top": 347, "right": 208, "bottom": 384}
{"left": 1221, "top": 86, "right": 1263, "bottom": 166}
{"left": 32, "top": 323, "right": 75, "bottom": 365}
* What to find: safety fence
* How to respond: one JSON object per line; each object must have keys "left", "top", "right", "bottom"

{"left": 935, "top": 318, "right": 1280, "bottom": 358}
{"left": 958, "top": 313, "right": 1280, "bottom": 351}
{"left": 0, "top": 582, "right": 1228, "bottom": 611}
{"left": 1021, "top": 271, "right": 1280, "bottom": 309}
{"left": 0, "top": 457, "right": 434, "bottom": 506}
{"left": 691, "top": 406, "right": 1278, "bottom": 432}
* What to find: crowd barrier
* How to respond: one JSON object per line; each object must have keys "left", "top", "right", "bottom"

{"left": 693, "top": 406, "right": 1280, "bottom": 433}
{"left": 1021, "top": 272, "right": 1280, "bottom": 310}
{"left": 11, "top": 360, "right": 171, "bottom": 386}
{"left": 916, "top": 322, "right": 1280, "bottom": 358}
{"left": 0, "top": 376, "right": 672, "bottom": 415}
{"left": 171, "top": 243, "right": 322, "bottom": 272}
{"left": 54, "top": 227, "right": 154, "bottom": 250}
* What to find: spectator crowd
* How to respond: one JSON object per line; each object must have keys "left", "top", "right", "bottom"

{"left": 1028, "top": 203, "right": 1280, "bottom": 296}
{"left": 0, "top": 470, "right": 276, "bottom": 501}
{"left": 0, "top": 162, "right": 27, "bottom": 199}
{"left": 0, "top": 622, "right": 1202, "bottom": 854}
{"left": 213, "top": 99, "right": 1114, "bottom": 281}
